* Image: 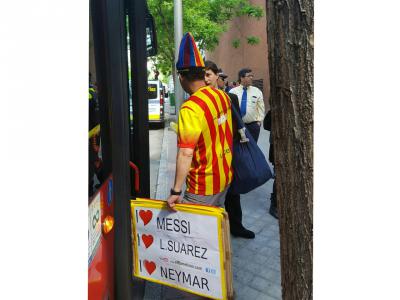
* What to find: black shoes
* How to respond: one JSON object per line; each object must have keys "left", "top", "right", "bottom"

{"left": 269, "top": 205, "right": 278, "bottom": 219}
{"left": 231, "top": 227, "right": 255, "bottom": 239}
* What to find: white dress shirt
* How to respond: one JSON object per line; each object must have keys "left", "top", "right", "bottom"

{"left": 230, "top": 85, "right": 265, "bottom": 124}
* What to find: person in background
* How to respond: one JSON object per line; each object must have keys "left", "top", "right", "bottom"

{"left": 216, "top": 69, "right": 228, "bottom": 91}
{"left": 264, "top": 109, "right": 278, "bottom": 219}
{"left": 213, "top": 69, "right": 229, "bottom": 92}
{"left": 167, "top": 34, "right": 234, "bottom": 212}
{"left": 154, "top": 69, "right": 160, "bottom": 80}
{"left": 224, "top": 81, "right": 230, "bottom": 92}
{"left": 205, "top": 60, "right": 255, "bottom": 239}
{"left": 229, "top": 68, "right": 265, "bottom": 142}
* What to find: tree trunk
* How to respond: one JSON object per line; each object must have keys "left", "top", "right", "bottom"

{"left": 266, "top": 0, "right": 313, "bottom": 299}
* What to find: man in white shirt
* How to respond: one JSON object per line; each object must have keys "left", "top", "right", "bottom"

{"left": 229, "top": 68, "right": 265, "bottom": 142}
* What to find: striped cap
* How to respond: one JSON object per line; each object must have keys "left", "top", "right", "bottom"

{"left": 176, "top": 32, "right": 205, "bottom": 71}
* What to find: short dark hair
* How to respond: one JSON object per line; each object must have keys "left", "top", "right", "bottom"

{"left": 178, "top": 68, "right": 206, "bottom": 81}
{"left": 238, "top": 68, "right": 252, "bottom": 80}
{"left": 204, "top": 60, "right": 219, "bottom": 74}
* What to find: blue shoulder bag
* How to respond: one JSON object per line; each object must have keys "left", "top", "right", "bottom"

{"left": 229, "top": 103, "right": 273, "bottom": 194}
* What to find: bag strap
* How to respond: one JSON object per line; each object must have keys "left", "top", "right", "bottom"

{"left": 229, "top": 98, "right": 245, "bottom": 129}
{"left": 228, "top": 94, "right": 249, "bottom": 143}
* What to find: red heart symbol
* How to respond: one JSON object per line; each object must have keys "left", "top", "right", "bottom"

{"left": 144, "top": 260, "right": 156, "bottom": 275}
{"left": 141, "top": 234, "right": 154, "bottom": 249}
{"left": 139, "top": 210, "right": 153, "bottom": 226}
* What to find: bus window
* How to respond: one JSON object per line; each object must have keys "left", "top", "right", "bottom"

{"left": 145, "top": 14, "right": 157, "bottom": 56}
{"left": 89, "top": 78, "right": 104, "bottom": 198}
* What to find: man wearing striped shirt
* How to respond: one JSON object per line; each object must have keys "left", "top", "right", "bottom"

{"left": 167, "top": 33, "right": 234, "bottom": 210}
{"left": 229, "top": 68, "right": 265, "bottom": 142}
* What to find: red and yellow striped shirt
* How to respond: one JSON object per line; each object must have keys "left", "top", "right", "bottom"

{"left": 178, "top": 86, "right": 233, "bottom": 195}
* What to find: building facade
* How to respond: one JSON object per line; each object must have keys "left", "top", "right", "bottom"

{"left": 205, "top": 0, "right": 270, "bottom": 110}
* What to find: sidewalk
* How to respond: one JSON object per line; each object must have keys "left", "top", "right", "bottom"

{"left": 144, "top": 116, "right": 282, "bottom": 300}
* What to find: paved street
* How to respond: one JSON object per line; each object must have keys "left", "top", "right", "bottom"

{"left": 146, "top": 112, "right": 281, "bottom": 299}
{"left": 149, "top": 126, "right": 164, "bottom": 198}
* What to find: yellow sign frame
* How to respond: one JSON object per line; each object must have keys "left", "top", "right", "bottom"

{"left": 130, "top": 198, "right": 232, "bottom": 300}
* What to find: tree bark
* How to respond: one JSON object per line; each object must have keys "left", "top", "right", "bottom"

{"left": 266, "top": 0, "right": 313, "bottom": 299}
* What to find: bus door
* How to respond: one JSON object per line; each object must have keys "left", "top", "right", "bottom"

{"left": 89, "top": 0, "right": 158, "bottom": 299}
{"left": 89, "top": 4, "right": 114, "bottom": 299}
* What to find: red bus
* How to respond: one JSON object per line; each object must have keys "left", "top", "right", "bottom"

{"left": 88, "top": 0, "right": 157, "bottom": 298}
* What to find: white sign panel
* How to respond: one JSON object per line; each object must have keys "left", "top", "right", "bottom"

{"left": 88, "top": 193, "right": 101, "bottom": 265}
{"left": 133, "top": 206, "right": 224, "bottom": 299}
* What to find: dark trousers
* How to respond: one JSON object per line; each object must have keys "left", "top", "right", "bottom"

{"left": 270, "top": 180, "right": 277, "bottom": 208}
{"left": 224, "top": 189, "right": 244, "bottom": 232}
{"left": 245, "top": 122, "right": 261, "bottom": 142}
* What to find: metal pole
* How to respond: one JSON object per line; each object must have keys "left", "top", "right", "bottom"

{"left": 174, "top": 0, "right": 184, "bottom": 111}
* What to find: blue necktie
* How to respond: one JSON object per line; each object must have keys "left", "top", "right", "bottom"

{"left": 240, "top": 87, "right": 247, "bottom": 117}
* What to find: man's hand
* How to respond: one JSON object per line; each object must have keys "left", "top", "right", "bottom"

{"left": 167, "top": 195, "right": 181, "bottom": 212}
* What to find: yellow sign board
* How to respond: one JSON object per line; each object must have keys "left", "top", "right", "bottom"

{"left": 131, "top": 198, "right": 233, "bottom": 299}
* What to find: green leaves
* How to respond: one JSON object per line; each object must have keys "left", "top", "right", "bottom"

{"left": 241, "top": 5, "right": 263, "bottom": 19}
{"left": 147, "top": 0, "right": 264, "bottom": 78}
{"left": 232, "top": 38, "right": 241, "bottom": 48}
{"left": 246, "top": 35, "right": 260, "bottom": 45}
{"left": 232, "top": 36, "right": 260, "bottom": 48}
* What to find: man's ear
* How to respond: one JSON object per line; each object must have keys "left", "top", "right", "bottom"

{"left": 179, "top": 75, "right": 186, "bottom": 91}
